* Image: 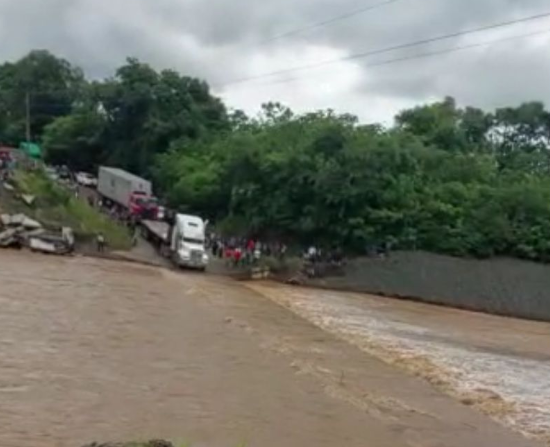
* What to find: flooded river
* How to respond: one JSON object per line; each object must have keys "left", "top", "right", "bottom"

{"left": 0, "top": 251, "right": 545, "bottom": 447}
{"left": 249, "top": 283, "right": 550, "bottom": 444}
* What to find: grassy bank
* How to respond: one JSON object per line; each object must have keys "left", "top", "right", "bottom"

{"left": 11, "top": 170, "right": 131, "bottom": 250}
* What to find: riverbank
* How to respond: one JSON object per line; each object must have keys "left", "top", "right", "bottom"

{"left": 248, "top": 281, "right": 550, "bottom": 444}
{"left": 302, "top": 251, "right": 550, "bottom": 322}
{"left": 0, "top": 170, "right": 131, "bottom": 251}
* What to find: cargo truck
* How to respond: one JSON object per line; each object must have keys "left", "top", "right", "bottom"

{"left": 141, "top": 212, "right": 209, "bottom": 270}
{"left": 97, "top": 167, "right": 158, "bottom": 218}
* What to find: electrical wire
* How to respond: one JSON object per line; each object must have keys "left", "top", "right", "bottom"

{"left": 259, "top": 0, "right": 403, "bottom": 44}
{"left": 218, "top": 11, "right": 550, "bottom": 87}
{"left": 245, "top": 28, "right": 550, "bottom": 88}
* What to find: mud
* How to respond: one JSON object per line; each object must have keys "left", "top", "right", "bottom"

{"left": 0, "top": 251, "right": 544, "bottom": 447}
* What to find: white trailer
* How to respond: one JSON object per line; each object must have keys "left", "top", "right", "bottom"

{"left": 97, "top": 167, "right": 152, "bottom": 209}
{"left": 141, "top": 214, "right": 208, "bottom": 270}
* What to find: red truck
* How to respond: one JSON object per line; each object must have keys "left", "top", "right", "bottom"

{"left": 97, "top": 167, "right": 158, "bottom": 219}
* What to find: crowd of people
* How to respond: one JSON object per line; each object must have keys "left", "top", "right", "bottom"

{"left": 207, "top": 233, "right": 348, "bottom": 277}
{"left": 209, "top": 235, "right": 287, "bottom": 267}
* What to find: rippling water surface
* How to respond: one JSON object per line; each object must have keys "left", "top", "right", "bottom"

{"left": 250, "top": 283, "right": 550, "bottom": 442}
{"left": 0, "top": 251, "right": 546, "bottom": 447}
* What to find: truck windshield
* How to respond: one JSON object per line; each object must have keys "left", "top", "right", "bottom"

{"left": 183, "top": 237, "right": 204, "bottom": 245}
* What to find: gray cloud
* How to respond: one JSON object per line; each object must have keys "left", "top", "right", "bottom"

{"left": 0, "top": 0, "right": 549, "bottom": 122}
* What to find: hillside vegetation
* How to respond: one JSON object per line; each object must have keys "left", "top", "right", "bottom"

{"left": 2, "top": 51, "right": 550, "bottom": 260}
{"left": 12, "top": 170, "right": 131, "bottom": 250}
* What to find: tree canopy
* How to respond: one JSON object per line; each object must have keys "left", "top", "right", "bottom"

{"left": 0, "top": 52, "right": 229, "bottom": 174}
{"left": 157, "top": 100, "right": 550, "bottom": 261}
{"left": 2, "top": 51, "right": 550, "bottom": 261}
{"left": 0, "top": 50, "right": 84, "bottom": 145}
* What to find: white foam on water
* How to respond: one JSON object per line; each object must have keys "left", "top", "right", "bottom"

{"left": 268, "top": 287, "right": 550, "bottom": 441}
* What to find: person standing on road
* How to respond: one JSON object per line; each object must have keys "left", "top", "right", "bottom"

{"left": 132, "top": 227, "right": 139, "bottom": 247}
{"left": 307, "top": 245, "right": 317, "bottom": 262}
{"left": 96, "top": 233, "right": 106, "bottom": 253}
{"left": 217, "top": 239, "right": 225, "bottom": 259}
{"left": 254, "top": 245, "right": 262, "bottom": 264}
{"left": 246, "top": 238, "right": 255, "bottom": 264}
{"left": 280, "top": 243, "right": 287, "bottom": 259}
{"left": 233, "top": 246, "right": 243, "bottom": 267}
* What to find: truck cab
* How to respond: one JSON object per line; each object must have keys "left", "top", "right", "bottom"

{"left": 170, "top": 214, "right": 209, "bottom": 270}
{"left": 129, "top": 192, "right": 158, "bottom": 219}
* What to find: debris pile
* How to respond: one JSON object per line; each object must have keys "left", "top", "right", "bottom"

{"left": 0, "top": 213, "right": 74, "bottom": 254}
{"left": 2, "top": 178, "right": 36, "bottom": 206}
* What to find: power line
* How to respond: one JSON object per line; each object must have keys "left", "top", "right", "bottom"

{"left": 249, "top": 28, "right": 550, "bottom": 88}
{"left": 218, "top": 11, "right": 550, "bottom": 87}
{"left": 259, "top": 0, "right": 403, "bottom": 44}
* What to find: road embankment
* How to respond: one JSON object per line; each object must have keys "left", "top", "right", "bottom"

{"left": 308, "top": 251, "right": 550, "bottom": 322}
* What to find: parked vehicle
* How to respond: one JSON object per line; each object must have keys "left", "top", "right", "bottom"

{"left": 97, "top": 167, "right": 158, "bottom": 218}
{"left": 44, "top": 166, "right": 59, "bottom": 182}
{"left": 141, "top": 213, "right": 209, "bottom": 270}
{"left": 76, "top": 172, "right": 97, "bottom": 187}
{"left": 57, "top": 165, "right": 72, "bottom": 180}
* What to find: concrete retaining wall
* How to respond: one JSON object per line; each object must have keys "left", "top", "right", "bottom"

{"left": 315, "top": 251, "right": 550, "bottom": 321}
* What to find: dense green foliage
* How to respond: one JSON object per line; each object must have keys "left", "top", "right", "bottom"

{"left": 158, "top": 100, "right": 550, "bottom": 260}
{"left": 2, "top": 51, "right": 550, "bottom": 260}
{"left": 0, "top": 52, "right": 228, "bottom": 174}
{"left": 0, "top": 50, "right": 84, "bottom": 145}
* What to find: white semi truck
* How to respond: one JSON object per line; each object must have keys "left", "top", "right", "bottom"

{"left": 141, "top": 213, "right": 209, "bottom": 270}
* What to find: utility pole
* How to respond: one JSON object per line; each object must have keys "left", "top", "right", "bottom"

{"left": 25, "top": 92, "right": 31, "bottom": 143}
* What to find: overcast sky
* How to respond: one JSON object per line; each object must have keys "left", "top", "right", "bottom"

{"left": 0, "top": 0, "right": 549, "bottom": 123}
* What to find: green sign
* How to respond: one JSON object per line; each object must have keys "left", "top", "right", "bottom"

{"left": 20, "top": 142, "right": 42, "bottom": 159}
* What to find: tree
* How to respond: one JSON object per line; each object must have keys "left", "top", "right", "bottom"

{"left": 0, "top": 50, "right": 84, "bottom": 145}
{"left": 490, "top": 102, "right": 550, "bottom": 174}
{"left": 28, "top": 55, "right": 229, "bottom": 176}
{"left": 93, "top": 59, "right": 229, "bottom": 175}
{"left": 42, "top": 110, "right": 106, "bottom": 171}
{"left": 6, "top": 50, "right": 550, "bottom": 263}
{"left": 156, "top": 99, "right": 550, "bottom": 262}
{"left": 396, "top": 97, "right": 467, "bottom": 151}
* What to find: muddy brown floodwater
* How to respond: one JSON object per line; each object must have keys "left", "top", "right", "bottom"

{"left": 0, "top": 251, "right": 545, "bottom": 447}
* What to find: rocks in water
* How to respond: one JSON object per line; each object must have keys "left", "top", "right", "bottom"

{"left": 81, "top": 441, "right": 174, "bottom": 447}
{"left": 81, "top": 443, "right": 125, "bottom": 447}
{"left": 147, "top": 441, "right": 174, "bottom": 447}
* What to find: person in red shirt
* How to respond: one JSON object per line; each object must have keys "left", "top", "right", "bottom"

{"left": 224, "top": 246, "right": 234, "bottom": 265}
{"left": 233, "top": 247, "right": 243, "bottom": 266}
